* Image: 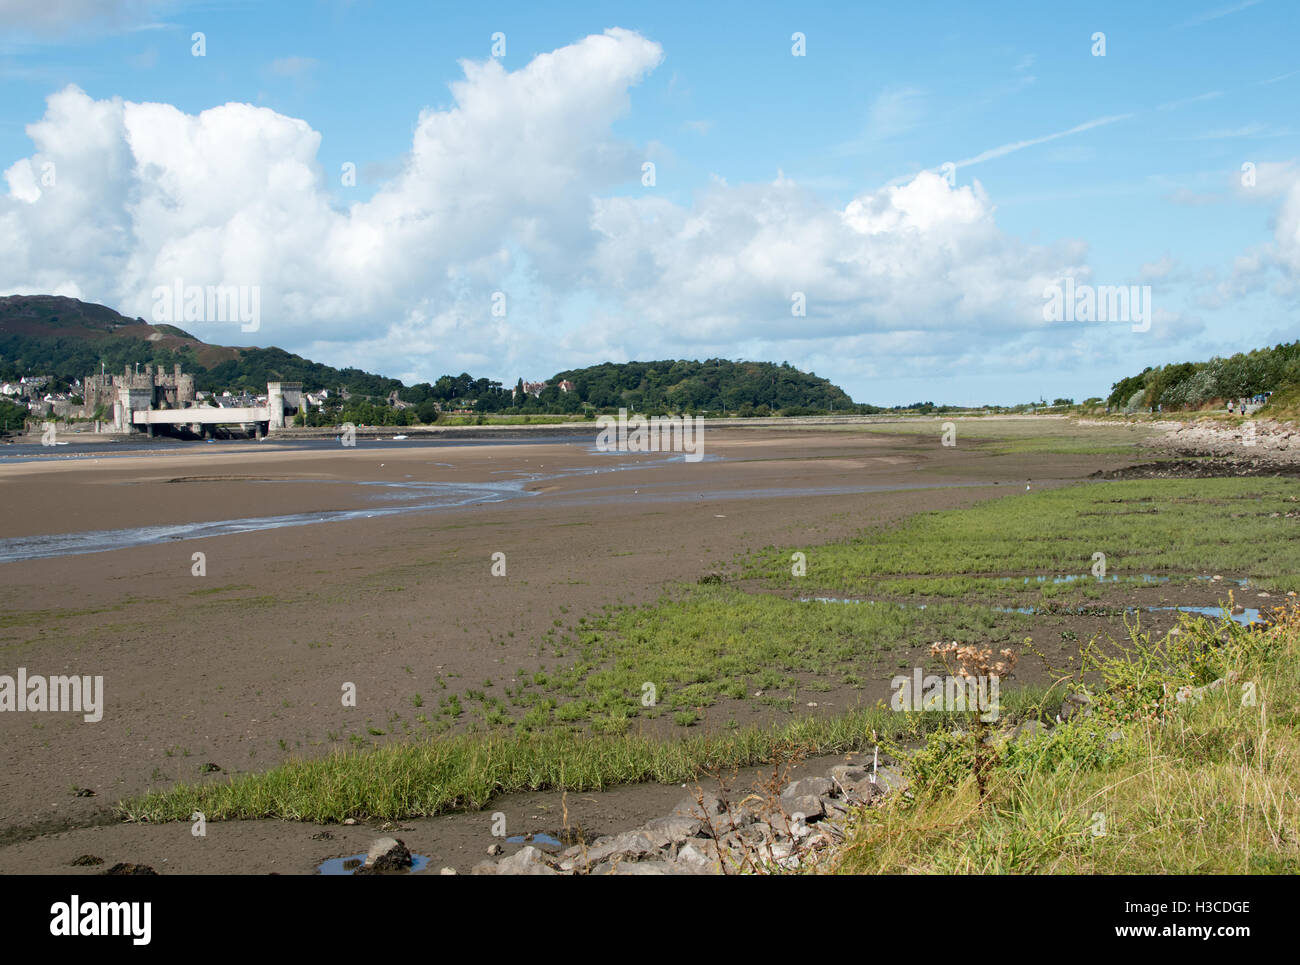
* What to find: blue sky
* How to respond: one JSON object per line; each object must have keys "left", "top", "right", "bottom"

{"left": 2, "top": 0, "right": 1298, "bottom": 405}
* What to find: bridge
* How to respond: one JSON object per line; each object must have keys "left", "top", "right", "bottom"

{"left": 117, "top": 382, "right": 302, "bottom": 437}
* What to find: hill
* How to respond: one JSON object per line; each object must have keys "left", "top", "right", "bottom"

{"left": 0, "top": 295, "right": 864, "bottom": 414}
{"left": 0, "top": 295, "right": 401, "bottom": 398}
{"left": 546, "top": 359, "right": 863, "bottom": 413}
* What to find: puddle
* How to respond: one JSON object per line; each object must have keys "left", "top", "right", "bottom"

{"left": 317, "top": 852, "right": 432, "bottom": 875}
{"left": 999, "top": 574, "right": 1170, "bottom": 585}
{"left": 506, "top": 832, "right": 565, "bottom": 849}
{"left": 800, "top": 597, "right": 1266, "bottom": 625}
{"left": 1149, "top": 605, "right": 1263, "bottom": 625}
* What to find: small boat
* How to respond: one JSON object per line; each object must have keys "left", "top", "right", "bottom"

{"left": 391, "top": 434, "right": 408, "bottom": 441}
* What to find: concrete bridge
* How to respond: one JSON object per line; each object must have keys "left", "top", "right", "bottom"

{"left": 118, "top": 382, "right": 302, "bottom": 437}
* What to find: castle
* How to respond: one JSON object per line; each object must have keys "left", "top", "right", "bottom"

{"left": 82, "top": 363, "right": 301, "bottom": 436}
{"left": 83, "top": 363, "right": 196, "bottom": 417}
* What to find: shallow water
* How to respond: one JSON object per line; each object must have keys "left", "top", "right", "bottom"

{"left": 506, "top": 832, "right": 564, "bottom": 848}
{"left": 0, "top": 451, "right": 724, "bottom": 562}
{"left": 0, "top": 477, "right": 535, "bottom": 563}
{"left": 800, "top": 596, "right": 1265, "bottom": 625}
{"left": 0, "top": 433, "right": 599, "bottom": 464}
{"left": 317, "top": 852, "right": 431, "bottom": 875}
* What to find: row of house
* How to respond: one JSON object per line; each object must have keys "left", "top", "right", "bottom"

{"left": 2, "top": 376, "right": 80, "bottom": 417}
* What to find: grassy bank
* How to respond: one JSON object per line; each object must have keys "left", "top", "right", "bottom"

{"left": 823, "top": 605, "right": 1300, "bottom": 874}
{"left": 121, "top": 706, "right": 940, "bottom": 823}
{"left": 749, "top": 477, "right": 1300, "bottom": 599}
{"left": 433, "top": 413, "right": 589, "bottom": 426}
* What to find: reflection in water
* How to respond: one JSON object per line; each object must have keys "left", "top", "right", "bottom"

{"left": 316, "top": 852, "right": 432, "bottom": 875}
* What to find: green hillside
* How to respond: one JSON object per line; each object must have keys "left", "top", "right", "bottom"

{"left": 546, "top": 359, "right": 863, "bottom": 414}
{"left": 1, "top": 296, "right": 864, "bottom": 415}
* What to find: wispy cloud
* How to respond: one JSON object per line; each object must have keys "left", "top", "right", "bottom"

{"left": 867, "top": 86, "right": 924, "bottom": 141}
{"left": 1188, "top": 123, "right": 1292, "bottom": 139}
{"left": 1258, "top": 69, "right": 1298, "bottom": 85}
{"left": 954, "top": 114, "right": 1134, "bottom": 169}
{"left": 1158, "top": 90, "right": 1223, "bottom": 111}
{"left": 1176, "top": 0, "right": 1263, "bottom": 29}
{"left": 269, "top": 55, "right": 319, "bottom": 78}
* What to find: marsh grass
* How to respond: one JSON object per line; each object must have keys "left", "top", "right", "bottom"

{"left": 749, "top": 478, "right": 1300, "bottom": 598}
{"left": 122, "top": 707, "right": 934, "bottom": 823}
{"left": 825, "top": 607, "right": 1300, "bottom": 874}
{"left": 528, "top": 586, "right": 1029, "bottom": 726}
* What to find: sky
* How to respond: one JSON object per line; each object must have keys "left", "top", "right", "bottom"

{"left": 1, "top": 0, "right": 1298, "bottom": 406}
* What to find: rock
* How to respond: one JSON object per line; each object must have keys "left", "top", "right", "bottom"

{"left": 673, "top": 790, "right": 724, "bottom": 817}
{"left": 582, "top": 830, "right": 660, "bottom": 865}
{"left": 841, "top": 779, "right": 884, "bottom": 806}
{"left": 781, "top": 777, "right": 834, "bottom": 801}
{"left": 822, "top": 798, "right": 851, "bottom": 818}
{"left": 605, "top": 861, "right": 676, "bottom": 875}
{"left": 487, "top": 843, "right": 504, "bottom": 856}
{"left": 829, "top": 764, "right": 870, "bottom": 788}
{"left": 870, "top": 765, "right": 907, "bottom": 794}
{"left": 470, "top": 861, "right": 498, "bottom": 875}
{"left": 721, "top": 823, "right": 774, "bottom": 853}
{"left": 643, "top": 814, "right": 703, "bottom": 847}
{"left": 701, "top": 805, "right": 755, "bottom": 836}
{"left": 782, "top": 794, "right": 825, "bottom": 821}
{"left": 439, "top": 867, "right": 457, "bottom": 875}
{"left": 363, "top": 837, "right": 412, "bottom": 873}
{"left": 101, "top": 863, "right": 157, "bottom": 875}
{"left": 761, "top": 840, "right": 799, "bottom": 869}
{"left": 343, "top": 818, "right": 357, "bottom": 826}
{"left": 1106, "top": 730, "right": 1123, "bottom": 743}
{"left": 70, "top": 854, "right": 103, "bottom": 867}
{"left": 356, "top": 839, "right": 413, "bottom": 875}
{"left": 675, "top": 842, "right": 720, "bottom": 873}
{"left": 497, "top": 845, "right": 559, "bottom": 875}
{"left": 1059, "top": 692, "right": 1093, "bottom": 722}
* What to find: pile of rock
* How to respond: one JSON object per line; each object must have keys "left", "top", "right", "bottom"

{"left": 470, "top": 762, "right": 906, "bottom": 875}
{"left": 1151, "top": 418, "right": 1300, "bottom": 464}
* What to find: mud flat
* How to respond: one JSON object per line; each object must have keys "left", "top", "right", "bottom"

{"left": 2, "top": 417, "right": 1260, "bottom": 873}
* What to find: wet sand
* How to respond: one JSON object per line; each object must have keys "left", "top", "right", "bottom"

{"left": 0, "top": 421, "right": 1155, "bottom": 871}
